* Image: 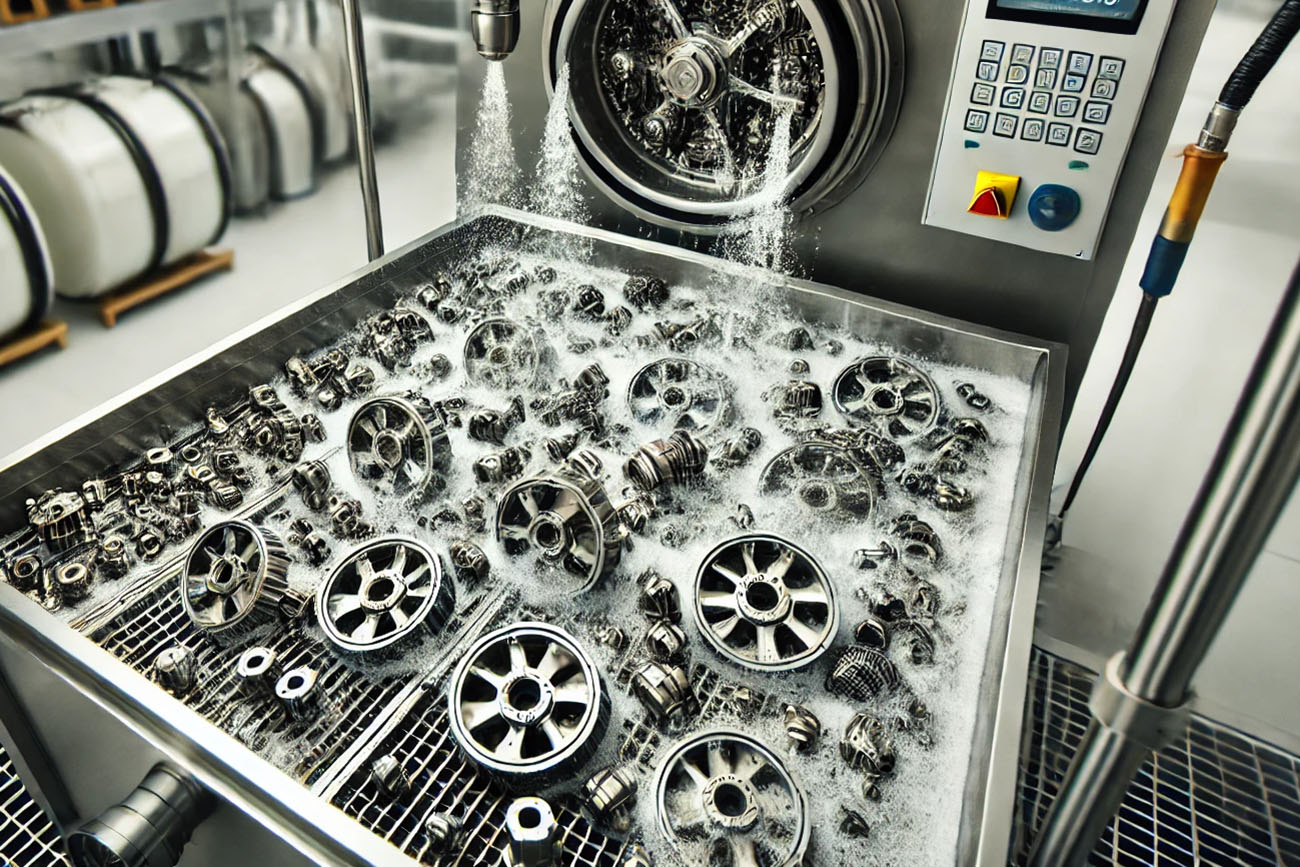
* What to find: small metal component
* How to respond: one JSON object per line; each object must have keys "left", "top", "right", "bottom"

{"left": 206, "top": 479, "right": 243, "bottom": 511}
{"left": 713, "top": 427, "right": 763, "bottom": 469}
{"left": 833, "top": 356, "right": 941, "bottom": 438}
{"left": 605, "top": 306, "right": 633, "bottom": 335}
{"left": 235, "top": 647, "right": 281, "bottom": 698}
{"left": 893, "top": 514, "right": 944, "bottom": 564}
{"left": 301, "top": 414, "right": 326, "bottom": 443}
{"left": 873, "top": 592, "right": 909, "bottom": 623}
{"left": 504, "top": 797, "right": 560, "bottom": 867}
{"left": 731, "top": 503, "right": 755, "bottom": 530}
{"left": 789, "top": 358, "right": 811, "bottom": 376}
{"left": 27, "top": 489, "right": 95, "bottom": 553}
{"left": 646, "top": 620, "right": 687, "bottom": 661}
{"left": 370, "top": 754, "right": 410, "bottom": 798}
{"left": 55, "top": 561, "right": 92, "bottom": 600}
{"left": 180, "top": 522, "right": 293, "bottom": 639}
{"left": 619, "top": 843, "right": 651, "bottom": 867}
{"left": 473, "top": 446, "right": 531, "bottom": 483}
{"left": 363, "top": 307, "right": 434, "bottom": 369}
{"left": 291, "top": 460, "right": 332, "bottom": 510}
{"left": 591, "top": 621, "right": 628, "bottom": 652}
{"left": 423, "top": 811, "right": 462, "bottom": 854}
{"left": 449, "top": 540, "right": 490, "bottom": 584}
{"left": 853, "top": 542, "right": 898, "bottom": 570}
{"left": 854, "top": 616, "right": 890, "bottom": 649}
{"left": 175, "top": 490, "right": 201, "bottom": 534}
{"left": 97, "top": 537, "right": 130, "bottom": 579}
{"left": 154, "top": 645, "right": 197, "bottom": 694}
{"left": 541, "top": 433, "right": 578, "bottom": 462}
{"left": 448, "top": 623, "right": 610, "bottom": 782}
{"left": 134, "top": 528, "right": 164, "bottom": 561}
{"left": 826, "top": 646, "right": 902, "bottom": 700}
{"left": 580, "top": 765, "right": 638, "bottom": 832}
{"left": 786, "top": 326, "right": 815, "bottom": 351}
{"left": 695, "top": 535, "right": 838, "bottom": 671}
{"left": 145, "top": 447, "right": 176, "bottom": 474}
{"left": 625, "top": 430, "right": 709, "bottom": 492}
{"left": 9, "top": 553, "right": 41, "bottom": 592}
{"left": 898, "top": 619, "right": 937, "bottom": 664}
{"left": 956, "top": 382, "right": 992, "bottom": 411}
{"left": 841, "top": 712, "right": 896, "bottom": 776}
{"left": 840, "top": 806, "right": 871, "bottom": 838}
{"left": 769, "top": 380, "right": 824, "bottom": 419}
{"left": 630, "top": 660, "right": 692, "bottom": 723}
{"left": 912, "top": 581, "right": 941, "bottom": 617}
{"left": 276, "top": 666, "right": 320, "bottom": 721}
{"left": 422, "top": 354, "right": 454, "bottom": 381}
{"left": 573, "top": 284, "right": 607, "bottom": 319}
{"left": 468, "top": 397, "right": 526, "bottom": 444}
{"left": 784, "top": 704, "right": 822, "bottom": 751}
{"left": 318, "top": 537, "right": 455, "bottom": 656}
{"left": 624, "top": 273, "right": 668, "bottom": 309}
{"left": 639, "top": 572, "right": 681, "bottom": 623}
{"left": 286, "top": 519, "right": 330, "bottom": 566}
{"left": 330, "top": 495, "right": 373, "bottom": 540}
{"left": 825, "top": 338, "right": 845, "bottom": 356}
{"left": 349, "top": 394, "right": 452, "bottom": 498}
{"left": 533, "top": 264, "right": 557, "bottom": 284}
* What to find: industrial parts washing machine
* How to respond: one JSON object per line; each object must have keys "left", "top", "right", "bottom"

{"left": 0, "top": 1, "right": 1262, "bottom": 867}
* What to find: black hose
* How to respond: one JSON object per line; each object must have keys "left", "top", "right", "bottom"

{"left": 1059, "top": 292, "right": 1160, "bottom": 519}
{"left": 1219, "top": 0, "right": 1300, "bottom": 111}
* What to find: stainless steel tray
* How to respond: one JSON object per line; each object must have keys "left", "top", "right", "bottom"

{"left": 0, "top": 207, "right": 1065, "bottom": 867}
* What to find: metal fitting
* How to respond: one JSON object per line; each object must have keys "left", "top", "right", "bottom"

{"left": 638, "top": 572, "right": 682, "bottom": 623}
{"left": 291, "top": 460, "right": 332, "bottom": 511}
{"left": 67, "top": 763, "right": 210, "bottom": 867}
{"left": 646, "top": 620, "right": 687, "bottom": 661}
{"left": 154, "top": 645, "right": 197, "bottom": 694}
{"left": 235, "top": 646, "right": 281, "bottom": 699}
{"left": 450, "top": 540, "right": 490, "bottom": 584}
{"left": 370, "top": 754, "right": 411, "bottom": 799}
{"left": 624, "top": 273, "right": 669, "bottom": 309}
{"left": 276, "top": 667, "right": 320, "bottom": 721}
{"left": 55, "top": 561, "right": 92, "bottom": 600}
{"left": 504, "top": 797, "right": 559, "bottom": 867}
{"left": 423, "top": 811, "right": 462, "bottom": 855}
{"left": 841, "top": 712, "right": 896, "bottom": 776}
{"left": 625, "top": 430, "right": 709, "bottom": 491}
{"left": 97, "top": 537, "right": 129, "bottom": 580}
{"left": 10, "top": 553, "right": 42, "bottom": 592}
{"left": 825, "top": 646, "right": 902, "bottom": 700}
{"left": 631, "top": 660, "right": 693, "bottom": 723}
{"left": 580, "top": 765, "right": 638, "bottom": 832}
{"left": 854, "top": 616, "right": 890, "bottom": 650}
{"left": 1198, "top": 101, "right": 1240, "bottom": 152}
{"left": 784, "top": 704, "right": 822, "bottom": 752}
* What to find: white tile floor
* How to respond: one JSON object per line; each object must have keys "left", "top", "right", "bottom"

{"left": 1, "top": 2, "right": 1297, "bottom": 744}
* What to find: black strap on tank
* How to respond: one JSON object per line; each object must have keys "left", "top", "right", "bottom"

{"left": 43, "top": 85, "right": 171, "bottom": 276}
{"left": 152, "top": 75, "right": 234, "bottom": 248}
{"left": 249, "top": 44, "right": 325, "bottom": 170}
{"left": 0, "top": 171, "right": 52, "bottom": 333}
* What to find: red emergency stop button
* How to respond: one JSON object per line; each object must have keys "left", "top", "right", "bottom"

{"left": 967, "top": 171, "right": 1021, "bottom": 219}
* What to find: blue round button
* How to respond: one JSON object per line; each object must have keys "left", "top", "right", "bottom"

{"left": 1027, "top": 184, "right": 1082, "bottom": 231}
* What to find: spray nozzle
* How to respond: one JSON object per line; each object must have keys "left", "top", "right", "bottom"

{"left": 472, "top": 0, "right": 521, "bottom": 61}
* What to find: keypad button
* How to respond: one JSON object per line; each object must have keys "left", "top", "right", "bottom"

{"left": 1091, "top": 78, "right": 1118, "bottom": 100}
{"left": 977, "top": 61, "right": 999, "bottom": 82}
{"left": 981, "top": 40, "right": 1005, "bottom": 61}
{"left": 1074, "top": 127, "right": 1103, "bottom": 155}
{"left": 1098, "top": 56, "right": 1125, "bottom": 80}
{"left": 1001, "top": 88, "right": 1026, "bottom": 109}
{"left": 971, "top": 83, "right": 995, "bottom": 106}
{"left": 1083, "top": 101, "right": 1111, "bottom": 124}
{"left": 1021, "top": 118, "right": 1045, "bottom": 142}
{"left": 1028, "top": 91, "right": 1052, "bottom": 114}
{"left": 1035, "top": 68, "right": 1058, "bottom": 90}
{"left": 965, "top": 109, "right": 989, "bottom": 133}
{"left": 1046, "top": 122, "right": 1072, "bottom": 147}
{"left": 993, "top": 112, "right": 1018, "bottom": 137}
{"left": 1006, "top": 64, "right": 1029, "bottom": 84}
{"left": 1011, "top": 43, "right": 1035, "bottom": 65}
{"left": 1062, "top": 74, "right": 1086, "bottom": 93}
{"left": 1066, "top": 51, "right": 1093, "bottom": 76}
{"left": 1039, "top": 48, "right": 1062, "bottom": 70}
{"left": 1054, "top": 96, "right": 1080, "bottom": 118}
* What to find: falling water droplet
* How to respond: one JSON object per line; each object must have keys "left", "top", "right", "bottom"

{"left": 462, "top": 63, "right": 522, "bottom": 211}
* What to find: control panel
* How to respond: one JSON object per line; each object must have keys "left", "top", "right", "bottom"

{"left": 923, "top": 0, "right": 1177, "bottom": 259}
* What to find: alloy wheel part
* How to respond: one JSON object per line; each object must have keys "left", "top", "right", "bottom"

{"left": 464, "top": 318, "right": 547, "bottom": 389}
{"left": 759, "top": 441, "right": 877, "bottom": 519}
{"left": 180, "top": 521, "right": 290, "bottom": 639}
{"left": 627, "top": 357, "right": 732, "bottom": 434}
{"left": 832, "top": 356, "right": 940, "bottom": 438}
{"left": 348, "top": 394, "right": 451, "bottom": 498}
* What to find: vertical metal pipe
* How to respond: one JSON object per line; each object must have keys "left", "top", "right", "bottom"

{"left": 1029, "top": 262, "right": 1300, "bottom": 866}
{"left": 339, "top": 0, "right": 385, "bottom": 261}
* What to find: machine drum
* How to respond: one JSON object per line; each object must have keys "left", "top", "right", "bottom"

{"left": 0, "top": 166, "right": 53, "bottom": 341}
{"left": 447, "top": 622, "right": 610, "bottom": 783}
{"left": 316, "top": 536, "right": 455, "bottom": 656}
{"left": 654, "top": 730, "right": 810, "bottom": 866}
{"left": 179, "top": 521, "right": 292, "bottom": 640}
{"left": 545, "top": 0, "right": 901, "bottom": 226}
{"left": 0, "top": 76, "right": 231, "bottom": 299}
{"left": 694, "top": 534, "right": 838, "bottom": 671}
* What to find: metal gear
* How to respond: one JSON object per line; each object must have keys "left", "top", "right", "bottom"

{"left": 348, "top": 394, "right": 452, "bottom": 498}
{"left": 464, "top": 318, "right": 548, "bottom": 389}
{"left": 759, "top": 441, "right": 878, "bottom": 519}
{"left": 627, "top": 357, "right": 732, "bottom": 435}
{"left": 832, "top": 356, "right": 941, "bottom": 438}
{"left": 179, "top": 521, "right": 292, "bottom": 640}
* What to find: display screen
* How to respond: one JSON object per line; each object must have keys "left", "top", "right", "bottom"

{"left": 987, "top": 0, "right": 1148, "bottom": 32}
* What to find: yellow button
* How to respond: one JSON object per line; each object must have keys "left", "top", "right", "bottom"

{"left": 967, "top": 170, "right": 1021, "bottom": 219}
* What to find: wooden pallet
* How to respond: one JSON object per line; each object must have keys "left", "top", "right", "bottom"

{"left": 0, "top": 320, "right": 68, "bottom": 369}
{"left": 98, "top": 249, "right": 234, "bottom": 328}
{"left": 0, "top": 0, "right": 51, "bottom": 25}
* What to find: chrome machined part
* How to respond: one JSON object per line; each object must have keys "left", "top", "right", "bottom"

{"left": 276, "top": 666, "right": 320, "bottom": 721}
{"left": 153, "top": 645, "right": 197, "bottom": 694}
{"left": 627, "top": 358, "right": 732, "bottom": 434}
{"left": 27, "top": 489, "right": 95, "bottom": 553}
{"left": 647, "top": 620, "right": 688, "bottom": 661}
{"left": 760, "top": 441, "right": 877, "bottom": 519}
{"left": 833, "top": 356, "right": 941, "bottom": 438}
{"left": 580, "top": 765, "right": 638, "bottom": 832}
{"left": 630, "top": 660, "right": 692, "bottom": 724}
{"left": 67, "top": 763, "right": 210, "bottom": 867}
{"left": 370, "top": 754, "right": 411, "bottom": 798}
{"left": 620, "top": 843, "right": 651, "bottom": 867}
{"left": 235, "top": 646, "right": 281, "bottom": 698}
{"left": 783, "top": 704, "right": 821, "bottom": 752}
{"left": 447, "top": 623, "right": 609, "bottom": 782}
{"left": 546, "top": 0, "right": 902, "bottom": 229}
{"left": 291, "top": 460, "right": 331, "bottom": 511}
{"left": 10, "top": 552, "right": 42, "bottom": 592}
{"left": 464, "top": 318, "right": 547, "bottom": 389}
{"left": 55, "top": 560, "right": 92, "bottom": 600}
{"left": 179, "top": 521, "right": 292, "bottom": 639}
{"left": 639, "top": 571, "right": 682, "bottom": 622}
{"left": 625, "top": 429, "right": 710, "bottom": 492}
{"left": 450, "top": 540, "right": 490, "bottom": 584}
{"left": 841, "top": 711, "right": 896, "bottom": 776}
{"left": 423, "top": 810, "right": 462, "bottom": 855}
{"left": 825, "top": 645, "right": 901, "bottom": 700}
{"left": 348, "top": 394, "right": 452, "bottom": 498}
{"left": 95, "top": 537, "right": 129, "bottom": 580}
{"left": 316, "top": 537, "right": 455, "bottom": 656}
{"left": 654, "top": 731, "right": 810, "bottom": 866}
{"left": 505, "top": 797, "right": 560, "bottom": 867}
{"left": 694, "top": 534, "right": 838, "bottom": 671}
{"left": 496, "top": 467, "right": 623, "bottom": 593}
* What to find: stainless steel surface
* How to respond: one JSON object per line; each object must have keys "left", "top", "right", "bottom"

{"left": 1014, "top": 647, "right": 1300, "bottom": 866}
{"left": 0, "top": 208, "right": 1063, "bottom": 867}
{"left": 340, "top": 0, "right": 386, "bottom": 261}
{"left": 1028, "top": 264, "right": 1300, "bottom": 866}
{"left": 0, "top": 742, "right": 67, "bottom": 867}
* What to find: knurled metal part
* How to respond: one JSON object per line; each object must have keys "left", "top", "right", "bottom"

{"left": 179, "top": 521, "right": 292, "bottom": 640}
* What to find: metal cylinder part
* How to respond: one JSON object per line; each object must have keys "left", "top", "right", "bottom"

{"left": 55, "top": 560, "right": 92, "bottom": 600}
{"left": 235, "top": 646, "right": 281, "bottom": 699}
{"left": 631, "top": 660, "right": 692, "bottom": 724}
{"left": 66, "top": 763, "right": 210, "bottom": 867}
{"left": 276, "top": 666, "right": 320, "bottom": 721}
{"left": 504, "top": 796, "right": 558, "bottom": 867}
{"left": 625, "top": 430, "right": 709, "bottom": 492}
{"left": 580, "top": 765, "right": 638, "bottom": 832}
{"left": 153, "top": 645, "right": 197, "bottom": 694}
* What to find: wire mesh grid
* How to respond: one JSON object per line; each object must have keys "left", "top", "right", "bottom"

{"left": 0, "top": 748, "right": 67, "bottom": 867}
{"left": 1013, "top": 647, "right": 1300, "bottom": 866}
{"left": 87, "top": 580, "right": 415, "bottom": 784}
{"left": 330, "top": 687, "right": 633, "bottom": 866}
